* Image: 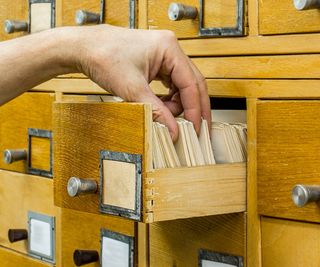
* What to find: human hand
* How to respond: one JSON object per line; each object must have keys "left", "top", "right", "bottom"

{"left": 68, "top": 25, "right": 211, "bottom": 141}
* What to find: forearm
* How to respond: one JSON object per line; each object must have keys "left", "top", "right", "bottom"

{"left": 0, "top": 28, "right": 77, "bottom": 105}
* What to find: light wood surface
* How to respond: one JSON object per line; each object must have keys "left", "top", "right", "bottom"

{"left": 261, "top": 217, "right": 320, "bottom": 267}
{"left": 0, "top": 92, "right": 54, "bottom": 174}
{"left": 149, "top": 213, "right": 246, "bottom": 267}
{"left": 138, "top": 223, "right": 149, "bottom": 267}
{"left": 60, "top": 208, "right": 135, "bottom": 267}
{"left": 259, "top": 0, "right": 320, "bottom": 35}
{"left": 257, "top": 101, "right": 320, "bottom": 223}
{"left": 0, "top": 246, "right": 52, "bottom": 267}
{"left": 145, "top": 163, "right": 246, "bottom": 223}
{"left": 0, "top": 0, "right": 28, "bottom": 41}
{"left": 246, "top": 98, "right": 261, "bottom": 267}
{"left": 0, "top": 170, "right": 61, "bottom": 266}
{"left": 53, "top": 102, "right": 146, "bottom": 215}
{"left": 29, "top": 136, "right": 51, "bottom": 172}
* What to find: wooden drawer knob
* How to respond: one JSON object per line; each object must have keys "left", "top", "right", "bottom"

{"left": 293, "top": 0, "right": 320, "bottom": 10}
{"left": 75, "top": 10, "right": 100, "bottom": 25}
{"left": 292, "top": 184, "right": 320, "bottom": 207}
{"left": 168, "top": 2, "right": 198, "bottom": 21}
{"left": 8, "top": 229, "right": 28, "bottom": 243}
{"left": 3, "top": 149, "right": 27, "bottom": 164}
{"left": 73, "top": 250, "right": 99, "bottom": 266}
{"left": 67, "top": 177, "right": 98, "bottom": 197}
{"left": 4, "top": 20, "right": 28, "bottom": 34}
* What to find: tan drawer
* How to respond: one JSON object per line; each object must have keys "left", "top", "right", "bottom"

{"left": 60, "top": 208, "right": 135, "bottom": 267}
{"left": 261, "top": 216, "right": 320, "bottom": 267}
{"left": 147, "top": 0, "right": 246, "bottom": 38}
{"left": 259, "top": 0, "right": 320, "bottom": 35}
{"left": 53, "top": 101, "right": 246, "bottom": 223}
{"left": 0, "top": 170, "right": 61, "bottom": 265}
{"left": 149, "top": 213, "right": 246, "bottom": 267}
{"left": 257, "top": 100, "right": 320, "bottom": 223}
{"left": 0, "top": 246, "right": 52, "bottom": 267}
{"left": 0, "top": 93, "right": 54, "bottom": 177}
{"left": 59, "top": 0, "right": 136, "bottom": 28}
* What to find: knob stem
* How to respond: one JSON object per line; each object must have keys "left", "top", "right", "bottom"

{"left": 4, "top": 20, "right": 28, "bottom": 34}
{"left": 73, "top": 250, "right": 99, "bottom": 266}
{"left": 67, "top": 177, "right": 98, "bottom": 197}
{"left": 8, "top": 229, "right": 28, "bottom": 243}
{"left": 168, "top": 3, "right": 198, "bottom": 21}
{"left": 4, "top": 149, "right": 27, "bottom": 164}
{"left": 294, "top": 0, "right": 320, "bottom": 10}
{"left": 75, "top": 10, "right": 100, "bottom": 25}
{"left": 292, "top": 184, "right": 320, "bottom": 207}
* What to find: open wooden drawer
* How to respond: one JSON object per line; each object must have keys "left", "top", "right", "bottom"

{"left": 53, "top": 101, "right": 246, "bottom": 223}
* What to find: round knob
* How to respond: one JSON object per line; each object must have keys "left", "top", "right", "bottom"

{"left": 168, "top": 3, "right": 198, "bottom": 21}
{"left": 73, "top": 250, "right": 99, "bottom": 266}
{"left": 8, "top": 229, "right": 28, "bottom": 243}
{"left": 4, "top": 20, "right": 28, "bottom": 34}
{"left": 3, "top": 149, "right": 27, "bottom": 164}
{"left": 293, "top": 0, "right": 320, "bottom": 10}
{"left": 292, "top": 184, "right": 320, "bottom": 207}
{"left": 75, "top": 10, "right": 100, "bottom": 25}
{"left": 67, "top": 177, "right": 98, "bottom": 197}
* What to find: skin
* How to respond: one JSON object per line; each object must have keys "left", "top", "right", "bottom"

{"left": 0, "top": 24, "right": 211, "bottom": 141}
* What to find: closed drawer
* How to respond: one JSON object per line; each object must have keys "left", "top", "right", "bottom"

{"left": 149, "top": 213, "right": 246, "bottom": 267}
{"left": 259, "top": 0, "right": 320, "bottom": 35}
{"left": 0, "top": 170, "right": 61, "bottom": 264}
{"left": 59, "top": 0, "right": 136, "bottom": 28}
{"left": 257, "top": 100, "right": 320, "bottom": 223}
{"left": 60, "top": 208, "right": 136, "bottom": 267}
{"left": 261, "top": 216, "right": 320, "bottom": 267}
{"left": 0, "top": 246, "right": 52, "bottom": 267}
{"left": 147, "top": 0, "right": 246, "bottom": 38}
{"left": 0, "top": 93, "right": 54, "bottom": 177}
{"left": 53, "top": 101, "right": 246, "bottom": 223}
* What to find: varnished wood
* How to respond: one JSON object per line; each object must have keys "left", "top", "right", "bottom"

{"left": 0, "top": 0, "right": 28, "bottom": 41}
{"left": 145, "top": 164, "right": 246, "bottom": 223}
{"left": 0, "top": 246, "right": 52, "bottom": 267}
{"left": 261, "top": 217, "right": 320, "bottom": 267}
{"left": 248, "top": 0, "right": 258, "bottom": 36}
{"left": 257, "top": 101, "right": 320, "bottom": 223}
{"left": 53, "top": 102, "right": 146, "bottom": 216}
{"left": 259, "top": 0, "right": 320, "bottom": 35}
{"left": 149, "top": 213, "right": 246, "bottom": 267}
{"left": 61, "top": 208, "right": 135, "bottom": 267}
{"left": 0, "top": 170, "right": 61, "bottom": 266}
{"left": 0, "top": 92, "right": 54, "bottom": 174}
{"left": 30, "top": 136, "right": 51, "bottom": 171}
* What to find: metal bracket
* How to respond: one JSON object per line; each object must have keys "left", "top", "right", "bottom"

{"left": 99, "top": 0, "right": 105, "bottom": 24}
{"left": 100, "top": 229, "right": 134, "bottom": 267}
{"left": 28, "top": 0, "right": 56, "bottom": 33}
{"left": 28, "top": 211, "right": 55, "bottom": 264}
{"left": 199, "top": 0, "right": 244, "bottom": 37}
{"left": 99, "top": 150, "right": 142, "bottom": 221}
{"left": 27, "top": 128, "right": 53, "bottom": 178}
{"left": 199, "top": 250, "right": 244, "bottom": 267}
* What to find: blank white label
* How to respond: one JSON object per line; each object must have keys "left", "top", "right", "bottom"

{"left": 102, "top": 236, "right": 129, "bottom": 267}
{"left": 30, "top": 3, "right": 52, "bottom": 33}
{"left": 30, "top": 219, "right": 51, "bottom": 257}
{"left": 202, "top": 260, "right": 237, "bottom": 267}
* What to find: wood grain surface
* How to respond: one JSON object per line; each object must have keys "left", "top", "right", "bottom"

{"left": 257, "top": 101, "right": 320, "bottom": 223}
{"left": 145, "top": 163, "right": 246, "bottom": 223}
{"left": 0, "top": 92, "right": 54, "bottom": 174}
{"left": 259, "top": 0, "right": 320, "bottom": 35}
{"left": 261, "top": 217, "right": 320, "bottom": 267}
{"left": 149, "top": 213, "right": 246, "bottom": 267}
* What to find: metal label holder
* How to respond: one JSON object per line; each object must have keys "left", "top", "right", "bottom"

{"left": 99, "top": 150, "right": 142, "bottom": 221}
{"left": 100, "top": 228, "right": 134, "bottom": 267}
{"left": 99, "top": 0, "right": 105, "bottom": 24}
{"left": 129, "top": 0, "right": 136, "bottom": 28}
{"left": 199, "top": 250, "right": 244, "bottom": 267}
{"left": 28, "top": 211, "right": 56, "bottom": 264}
{"left": 28, "top": 0, "right": 56, "bottom": 33}
{"left": 27, "top": 128, "right": 53, "bottom": 178}
{"left": 199, "top": 0, "right": 244, "bottom": 37}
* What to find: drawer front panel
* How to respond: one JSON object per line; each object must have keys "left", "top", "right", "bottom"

{"left": 0, "top": 0, "right": 28, "bottom": 41}
{"left": 149, "top": 213, "right": 246, "bottom": 267}
{"left": 147, "top": 0, "right": 245, "bottom": 38}
{"left": 0, "top": 93, "right": 54, "bottom": 175}
{"left": 0, "top": 170, "right": 60, "bottom": 259}
{"left": 61, "top": 208, "right": 135, "bottom": 267}
{"left": 60, "top": 0, "right": 135, "bottom": 28}
{"left": 259, "top": 0, "right": 320, "bottom": 35}
{"left": 261, "top": 217, "right": 320, "bottom": 267}
{"left": 257, "top": 101, "right": 320, "bottom": 223}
